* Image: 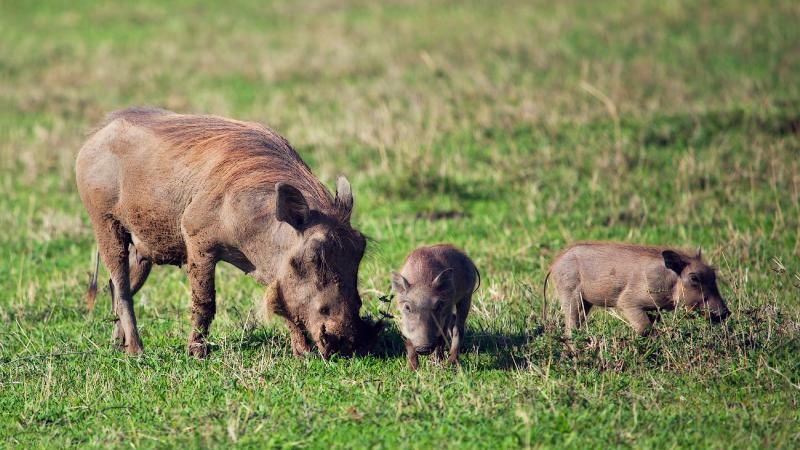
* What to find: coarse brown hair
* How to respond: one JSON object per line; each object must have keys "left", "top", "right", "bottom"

{"left": 103, "top": 107, "right": 350, "bottom": 221}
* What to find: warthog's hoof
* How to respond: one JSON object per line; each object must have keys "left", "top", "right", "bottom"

{"left": 111, "top": 321, "right": 125, "bottom": 350}
{"left": 112, "top": 321, "right": 143, "bottom": 355}
{"left": 188, "top": 341, "right": 210, "bottom": 358}
{"left": 126, "top": 342, "right": 144, "bottom": 355}
{"left": 291, "top": 339, "right": 312, "bottom": 357}
{"left": 447, "top": 354, "right": 460, "bottom": 366}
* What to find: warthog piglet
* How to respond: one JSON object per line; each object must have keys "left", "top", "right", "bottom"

{"left": 546, "top": 242, "right": 730, "bottom": 337}
{"left": 392, "top": 244, "right": 479, "bottom": 370}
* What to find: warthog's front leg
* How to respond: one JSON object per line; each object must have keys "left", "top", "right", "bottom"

{"left": 186, "top": 249, "right": 217, "bottom": 358}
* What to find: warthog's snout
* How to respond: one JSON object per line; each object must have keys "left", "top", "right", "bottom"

{"left": 316, "top": 317, "right": 384, "bottom": 359}
{"left": 316, "top": 324, "right": 336, "bottom": 360}
{"left": 415, "top": 344, "right": 435, "bottom": 355}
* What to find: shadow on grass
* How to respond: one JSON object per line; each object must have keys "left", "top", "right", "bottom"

{"left": 368, "top": 323, "right": 549, "bottom": 370}
{"left": 373, "top": 169, "right": 497, "bottom": 202}
{"left": 466, "top": 328, "right": 547, "bottom": 370}
{"left": 636, "top": 107, "right": 800, "bottom": 148}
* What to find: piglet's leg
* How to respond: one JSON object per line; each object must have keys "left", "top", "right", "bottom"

{"left": 619, "top": 307, "right": 653, "bottom": 336}
{"left": 448, "top": 295, "right": 471, "bottom": 365}
{"left": 447, "top": 325, "right": 461, "bottom": 366}
{"left": 405, "top": 339, "right": 419, "bottom": 371}
{"left": 562, "top": 289, "right": 592, "bottom": 339}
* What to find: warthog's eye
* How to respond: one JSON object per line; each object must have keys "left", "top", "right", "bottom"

{"left": 319, "top": 305, "right": 330, "bottom": 316}
{"left": 290, "top": 258, "right": 307, "bottom": 277}
{"left": 689, "top": 273, "right": 701, "bottom": 285}
{"left": 402, "top": 303, "right": 411, "bottom": 313}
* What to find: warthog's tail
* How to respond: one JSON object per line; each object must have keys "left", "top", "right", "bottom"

{"left": 87, "top": 250, "right": 100, "bottom": 312}
{"left": 542, "top": 270, "right": 551, "bottom": 324}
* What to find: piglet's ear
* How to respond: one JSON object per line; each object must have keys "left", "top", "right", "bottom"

{"left": 275, "top": 182, "right": 310, "bottom": 230}
{"left": 662, "top": 250, "right": 688, "bottom": 275}
{"left": 391, "top": 272, "right": 410, "bottom": 294}
{"left": 432, "top": 268, "right": 455, "bottom": 294}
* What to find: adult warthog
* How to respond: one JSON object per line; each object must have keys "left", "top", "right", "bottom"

{"left": 77, "top": 107, "right": 382, "bottom": 358}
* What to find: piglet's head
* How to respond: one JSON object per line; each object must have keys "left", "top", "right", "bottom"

{"left": 392, "top": 269, "right": 455, "bottom": 355}
{"left": 663, "top": 248, "right": 730, "bottom": 323}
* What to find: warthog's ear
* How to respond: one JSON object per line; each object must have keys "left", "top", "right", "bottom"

{"left": 335, "top": 175, "right": 353, "bottom": 219}
{"left": 391, "top": 271, "right": 410, "bottom": 294}
{"left": 432, "top": 268, "right": 455, "bottom": 294}
{"left": 662, "top": 250, "right": 689, "bottom": 275}
{"left": 275, "top": 182, "right": 310, "bottom": 230}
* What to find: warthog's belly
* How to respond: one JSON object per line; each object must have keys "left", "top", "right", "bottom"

{"left": 122, "top": 208, "right": 187, "bottom": 266}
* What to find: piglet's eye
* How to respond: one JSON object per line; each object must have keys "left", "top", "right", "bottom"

{"left": 290, "top": 258, "right": 306, "bottom": 277}
{"left": 402, "top": 304, "right": 411, "bottom": 313}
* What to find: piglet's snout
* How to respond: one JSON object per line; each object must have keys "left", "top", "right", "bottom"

{"left": 711, "top": 304, "right": 731, "bottom": 323}
{"left": 705, "top": 298, "right": 730, "bottom": 323}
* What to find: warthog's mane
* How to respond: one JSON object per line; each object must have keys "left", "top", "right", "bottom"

{"left": 103, "top": 107, "right": 351, "bottom": 224}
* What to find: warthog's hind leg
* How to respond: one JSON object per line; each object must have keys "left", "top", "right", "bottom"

{"left": 128, "top": 244, "right": 152, "bottom": 296}
{"left": 93, "top": 216, "right": 144, "bottom": 355}
{"left": 560, "top": 288, "right": 593, "bottom": 339}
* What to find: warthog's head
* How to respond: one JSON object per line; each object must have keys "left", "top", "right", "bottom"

{"left": 272, "top": 176, "right": 382, "bottom": 358}
{"left": 663, "top": 248, "right": 730, "bottom": 323}
{"left": 391, "top": 269, "right": 456, "bottom": 355}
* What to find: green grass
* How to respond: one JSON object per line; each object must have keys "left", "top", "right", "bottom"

{"left": 1, "top": 0, "right": 799, "bottom": 448}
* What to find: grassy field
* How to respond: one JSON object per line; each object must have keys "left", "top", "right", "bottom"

{"left": 1, "top": 0, "right": 799, "bottom": 448}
